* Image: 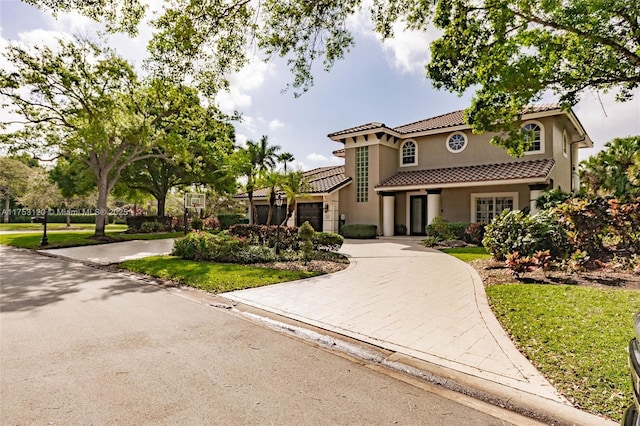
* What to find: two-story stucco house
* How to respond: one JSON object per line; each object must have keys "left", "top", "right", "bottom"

{"left": 238, "top": 104, "right": 593, "bottom": 236}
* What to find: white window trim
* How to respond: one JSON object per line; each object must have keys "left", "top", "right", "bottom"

{"left": 446, "top": 131, "right": 468, "bottom": 153}
{"left": 400, "top": 139, "right": 418, "bottom": 167}
{"left": 470, "top": 192, "right": 519, "bottom": 223}
{"left": 562, "top": 129, "right": 568, "bottom": 158}
{"left": 522, "top": 120, "right": 545, "bottom": 155}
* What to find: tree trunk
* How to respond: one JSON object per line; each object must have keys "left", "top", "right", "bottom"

{"left": 66, "top": 208, "right": 71, "bottom": 227}
{"left": 248, "top": 190, "right": 255, "bottom": 225}
{"left": 157, "top": 194, "right": 166, "bottom": 218}
{"left": 3, "top": 196, "right": 9, "bottom": 223}
{"left": 266, "top": 190, "right": 275, "bottom": 225}
{"left": 281, "top": 203, "right": 295, "bottom": 226}
{"left": 94, "top": 176, "right": 109, "bottom": 237}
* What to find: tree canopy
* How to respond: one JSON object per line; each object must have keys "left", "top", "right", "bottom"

{"left": 22, "top": 0, "right": 639, "bottom": 155}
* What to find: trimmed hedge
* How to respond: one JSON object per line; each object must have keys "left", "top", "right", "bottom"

{"left": 127, "top": 216, "right": 174, "bottom": 232}
{"left": 10, "top": 214, "right": 115, "bottom": 224}
{"left": 217, "top": 213, "right": 245, "bottom": 230}
{"left": 313, "top": 232, "right": 344, "bottom": 251}
{"left": 229, "top": 224, "right": 299, "bottom": 250}
{"left": 340, "top": 224, "right": 377, "bottom": 239}
{"left": 426, "top": 217, "right": 469, "bottom": 240}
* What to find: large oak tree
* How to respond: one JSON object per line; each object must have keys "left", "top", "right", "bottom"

{"left": 20, "top": 0, "right": 639, "bottom": 155}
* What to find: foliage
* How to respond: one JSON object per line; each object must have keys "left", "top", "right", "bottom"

{"left": 16, "top": 167, "right": 64, "bottom": 210}
{"left": 228, "top": 224, "right": 299, "bottom": 250}
{"left": 580, "top": 136, "right": 640, "bottom": 199}
{"left": 140, "top": 222, "right": 167, "bottom": 233}
{"left": 0, "top": 157, "right": 32, "bottom": 223}
{"left": 29, "top": 1, "right": 638, "bottom": 155}
{"left": 535, "top": 189, "right": 573, "bottom": 210}
{"left": 217, "top": 213, "right": 244, "bottom": 230}
{"left": 298, "top": 221, "right": 315, "bottom": 263}
{"left": 313, "top": 232, "right": 344, "bottom": 252}
{"left": 172, "top": 231, "right": 246, "bottom": 262}
{"left": 482, "top": 209, "right": 571, "bottom": 260}
{"left": 464, "top": 223, "right": 486, "bottom": 245}
{"left": 119, "top": 256, "right": 320, "bottom": 294}
{"left": 0, "top": 38, "right": 207, "bottom": 237}
{"left": 505, "top": 250, "right": 552, "bottom": 279}
{"left": 426, "top": 216, "right": 468, "bottom": 241}
{"left": 279, "top": 170, "right": 312, "bottom": 226}
{"left": 555, "top": 197, "right": 640, "bottom": 261}
{"left": 422, "top": 236, "right": 441, "bottom": 247}
{"left": 394, "top": 223, "right": 407, "bottom": 236}
{"left": 487, "top": 284, "right": 640, "bottom": 421}
{"left": 190, "top": 216, "right": 204, "bottom": 231}
{"left": 340, "top": 224, "right": 377, "bottom": 239}
{"left": 126, "top": 216, "right": 174, "bottom": 233}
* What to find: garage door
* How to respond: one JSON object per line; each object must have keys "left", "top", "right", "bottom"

{"left": 296, "top": 202, "right": 323, "bottom": 232}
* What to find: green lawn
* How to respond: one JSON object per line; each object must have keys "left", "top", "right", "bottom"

{"left": 0, "top": 223, "right": 128, "bottom": 232}
{"left": 119, "top": 255, "right": 321, "bottom": 293}
{"left": 487, "top": 283, "right": 640, "bottom": 422}
{"left": 441, "top": 246, "right": 492, "bottom": 262}
{"left": 0, "top": 231, "right": 182, "bottom": 249}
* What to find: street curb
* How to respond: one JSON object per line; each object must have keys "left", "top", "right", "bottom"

{"left": 216, "top": 297, "right": 617, "bottom": 426}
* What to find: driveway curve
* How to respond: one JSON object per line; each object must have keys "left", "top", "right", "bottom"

{"left": 223, "top": 237, "right": 565, "bottom": 403}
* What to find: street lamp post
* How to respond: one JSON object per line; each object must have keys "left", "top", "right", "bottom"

{"left": 276, "top": 194, "right": 283, "bottom": 255}
{"left": 41, "top": 209, "right": 49, "bottom": 246}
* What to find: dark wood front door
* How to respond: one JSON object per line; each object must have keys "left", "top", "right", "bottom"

{"left": 410, "top": 195, "right": 427, "bottom": 235}
{"left": 297, "top": 202, "right": 323, "bottom": 232}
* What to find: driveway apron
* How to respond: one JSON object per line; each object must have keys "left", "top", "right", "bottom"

{"left": 222, "top": 237, "right": 565, "bottom": 403}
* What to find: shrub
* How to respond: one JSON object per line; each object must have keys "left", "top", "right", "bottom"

{"left": 340, "top": 224, "right": 377, "bottom": 239}
{"left": 298, "top": 221, "right": 315, "bottom": 263}
{"left": 230, "top": 245, "right": 277, "bottom": 264}
{"left": 140, "top": 221, "right": 166, "bottom": 233}
{"left": 394, "top": 224, "right": 407, "bottom": 236}
{"left": 127, "top": 216, "right": 173, "bottom": 232}
{"left": 172, "top": 231, "right": 247, "bottom": 262}
{"left": 426, "top": 216, "right": 468, "bottom": 240}
{"left": 506, "top": 250, "right": 553, "bottom": 278}
{"left": 229, "top": 224, "right": 299, "bottom": 250}
{"left": 218, "top": 213, "right": 244, "bottom": 230}
{"left": 483, "top": 209, "right": 570, "bottom": 261}
{"left": 464, "top": 222, "right": 486, "bottom": 245}
{"left": 191, "top": 216, "right": 204, "bottom": 231}
{"left": 313, "top": 232, "right": 344, "bottom": 252}
{"left": 422, "top": 236, "right": 441, "bottom": 247}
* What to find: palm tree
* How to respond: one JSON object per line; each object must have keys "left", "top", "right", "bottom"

{"left": 280, "top": 170, "right": 311, "bottom": 226}
{"left": 260, "top": 170, "right": 283, "bottom": 225}
{"left": 242, "top": 135, "right": 281, "bottom": 224}
{"left": 278, "top": 152, "right": 295, "bottom": 174}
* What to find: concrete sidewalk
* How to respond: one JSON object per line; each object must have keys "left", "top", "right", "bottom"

{"left": 39, "top": 239, "right": 175, "bottom": 265}
{"left": 222, "top": 237, "right": 614, "bottom": 425}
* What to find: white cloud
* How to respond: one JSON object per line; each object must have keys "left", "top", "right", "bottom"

{"left": 574, "top": 89, "right": 640, "bottom": 160}
{"left": 307, "top": 152, "right": 343, "bottom": 165}
{"left": 217, "top": 58, "right": 273, "bottom": 113}
{"left": 268, "top": 119, "right": 284, "bottom": 130}
{"left": 235, "top": 134, "right": 248, "bottom": 148}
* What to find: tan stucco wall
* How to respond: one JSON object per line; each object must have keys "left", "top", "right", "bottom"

{"left": 441, "top": 184, "right": 531, "bottom": 223}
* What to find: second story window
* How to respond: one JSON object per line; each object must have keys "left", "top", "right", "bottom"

{"left": 522, "top": 122, "right": 544, "bottom": 153}
{"left": 446, "top": 132, "right": 468, "bottom": 153}
{"left": 401, "top": 141, "right": 416, "bottom": 165}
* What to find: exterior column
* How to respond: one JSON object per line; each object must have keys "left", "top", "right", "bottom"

{"left": 427, "top": 189, "right": 442, "bottom": 225}
{"left": 381, "top": 192, "right": 395, "bottom": 237}
{"left": 529, "top": 183, "right": 548, "bottom": 215}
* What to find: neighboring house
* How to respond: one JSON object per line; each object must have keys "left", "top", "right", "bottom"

{"left": 237, "top": 104, "right": 592, "bottom": 235}
{"left": 234, "top": 166, "right": 351, "bottom": 232}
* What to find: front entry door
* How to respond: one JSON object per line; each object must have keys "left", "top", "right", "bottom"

{"left": 410, "top": 195, "right": 427, "bottom": 235}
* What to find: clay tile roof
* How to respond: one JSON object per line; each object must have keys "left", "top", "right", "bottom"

{"left": 332, "top": 148, "right": 345, "bottom": 158}
{"left": 234, "top": 165, "right": 351, "bottom": 199}
{"left": 376, "top": 159, "right": 555, "bottom": 188}
{"left": 393, "top": 110, "right": 466, "bottom": 134}
{"left": 327, "top": 122, "right": 385, "bottom": 138}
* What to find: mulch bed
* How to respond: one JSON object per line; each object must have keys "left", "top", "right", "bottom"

{"left": 471, "top": 258, "right": 640, "bottom": 290}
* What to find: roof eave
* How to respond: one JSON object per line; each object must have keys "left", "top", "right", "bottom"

{"left": 374, "top": 176, "right": 551, "bottom": 192}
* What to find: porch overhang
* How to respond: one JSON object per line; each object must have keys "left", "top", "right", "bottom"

{"left": 375, "top": 159, "right": 555, "bottom": 192}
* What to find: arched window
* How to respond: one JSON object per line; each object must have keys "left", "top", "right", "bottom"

{"left": 446, "top": 132, "right": 468, "bottom": 153}
{"left": 522, "top": 122, "right": 544, "bottom": 153}
{"left": 401, "top": 140, "right": 417, "bottom": 165}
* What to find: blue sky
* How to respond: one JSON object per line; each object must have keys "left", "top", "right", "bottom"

{"left": 1, "top": 0, "right": 638, "bottom": 170}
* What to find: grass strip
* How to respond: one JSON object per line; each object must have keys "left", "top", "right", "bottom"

{"left": 119, "top": 255, "right": 321, "bottom": 293}
{"left": 0, "top": 231, "right": 182, "bottom": 249}
{"left": 441, "top": 246, "right": 492, "bottom": 262}
{"left": 0, "top": 223, "right": 128, "bottom": 232}
{"left": 486, "top": 283, "right": 640, "bottom": 422}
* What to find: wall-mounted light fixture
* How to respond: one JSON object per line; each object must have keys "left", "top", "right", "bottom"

{"left": 324, "top": 203, "right": 329, "bottom": 213}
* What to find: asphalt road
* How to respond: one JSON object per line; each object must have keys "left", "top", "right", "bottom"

{"left": 1, "top": 246, "right": 532, "bottom": 425}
